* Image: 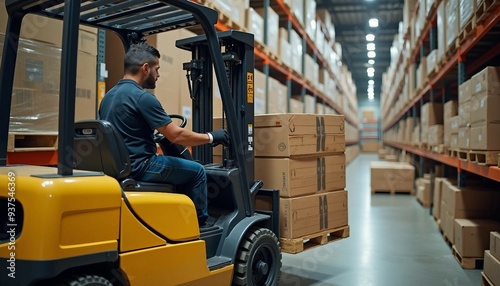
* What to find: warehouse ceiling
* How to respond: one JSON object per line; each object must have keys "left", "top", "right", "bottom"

{"left": 317, "top": 0, "right": 405, "bottom": 104}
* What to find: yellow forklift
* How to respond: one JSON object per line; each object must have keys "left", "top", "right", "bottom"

{"left": 0, "top": 1, "right": 281, "bottom": 285}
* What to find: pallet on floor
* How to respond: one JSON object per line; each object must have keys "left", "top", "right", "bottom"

{"left": 452, "top": 245, "right": 484, "bottom": 269}
{"left": 468, "top": 150, "right": 500, "bottom": 165}
{"left": 280, "top": 225, "right": 350, "bottom": 254}
{"left": 7, "top": 132, "right": 58, "bottom": 152}
{"left": 371, "top": 188, "right": 414, "bottom": 195}
{"left": 481, "top": 272, "right": 494, "bottom": 286}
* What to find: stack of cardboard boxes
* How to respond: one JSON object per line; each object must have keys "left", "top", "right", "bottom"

{"left": 1, "top": 2, "right": 98, "bottom": 133}
{"left": 439, "top": 179, "right": 500, "bottom": 259}
{"left": 443, "top": 100, "right": 458, "bottom": 149}
{"left": 457, "top": 66, "right": 500, "bottom": 152}
{"left": 484, "top": 232, "right": 500, "bottom": 285}
{"left": 254, "top": 114, "right": 348, "bottom": 251}
{"left": 415, "top": 175, "right": 431, "bottom": 207}
{"left": 420, "top": 102, "right": 443, "bottom": 147}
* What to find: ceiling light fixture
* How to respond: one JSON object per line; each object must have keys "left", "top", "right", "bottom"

{"left": 366, "top": 34, "right": 375, "bottom": 41}
{"left": 367, "top": 67, "right": 375, "bottom": 74}
{"left": 368, "top": 59, "right": 375, "bottom": 65}
{"left": 368, "top": 51, "right": 376, "bottom": 58}
{"left": 368, "top": 73, "right": 374, "bottom": 78}
{"left": 367, "top": 43, "right": 376, "bottom": 51}
{"left": 369, "top": 18, "right": 379, "bottom": 28}
{"left": 368, "top": 80, "right": 374, "bottom": 85}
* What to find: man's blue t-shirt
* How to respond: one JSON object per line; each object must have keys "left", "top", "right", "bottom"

{"left": 99, "top": 79, "right": 172, "bottom": 177}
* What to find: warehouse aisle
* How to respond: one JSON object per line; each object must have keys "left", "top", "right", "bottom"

{"left": 279, "top": 154, "right": 482, "bottom": 286}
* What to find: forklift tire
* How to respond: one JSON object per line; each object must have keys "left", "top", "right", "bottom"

{"left": 233, "top": 227, "right": 282, "bottom": 286}
{"left": 60, "top": 274, "right": 113, "bottom": 286}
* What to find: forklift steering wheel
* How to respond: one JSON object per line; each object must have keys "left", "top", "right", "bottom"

{"left": 154, "top": 114, "right": 193, "bottom": 160}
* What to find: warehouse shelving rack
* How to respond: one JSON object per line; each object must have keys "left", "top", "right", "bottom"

{"left": 5, "top": 0, "right": 360, "bottom": 165}
{"left": 381, "top": 1, "right": 500, "bottom": 184}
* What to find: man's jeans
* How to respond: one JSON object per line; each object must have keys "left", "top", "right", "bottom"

{"left": 137, "top": 154, "right": 208, "bottom": 225}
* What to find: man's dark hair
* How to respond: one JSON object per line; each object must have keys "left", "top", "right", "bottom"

{"left": 124, "top": 42, "right": 161, "bottom": 74}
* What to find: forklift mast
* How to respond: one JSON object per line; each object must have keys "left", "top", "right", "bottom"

{"left": 177, "top": 31, "right": 255, "bottom": 185}
{"left": 0, "top": 0, "right": 250, "bottom": 193}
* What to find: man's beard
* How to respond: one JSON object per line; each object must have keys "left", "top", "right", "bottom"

{"left": 143, "top": 72, "right": 156, "bottom": 89}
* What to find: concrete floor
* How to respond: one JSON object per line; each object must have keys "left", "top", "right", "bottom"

{"left": 279, "top": 154, "right": 482, "bottom": 286}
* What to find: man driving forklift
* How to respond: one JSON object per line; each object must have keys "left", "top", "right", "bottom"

{"left": 99, "top": 42, "right": 230, "bottom": 228}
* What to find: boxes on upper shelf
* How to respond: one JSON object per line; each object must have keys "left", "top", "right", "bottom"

{"left": 268, "top": 77, "right": 287, "bottom": 114}
{"left": 255, "top": 7, "right": 279, "bottom": 55}
{"left": 254, "top": 113, "right": 345, "bottom": 157}
{"left": 246, "top": 7, "right": 264, "bottom": 43}
{"left": 255, "top": 154, "right": 346, "bottom": 197}
{"left": 428, "top": 124, "right": 443, "bottom": 146}
{"left": 470, "top": 66, "right": 500, "bottom": 96}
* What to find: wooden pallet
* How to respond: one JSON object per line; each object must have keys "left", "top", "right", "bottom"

{"left": 481, "top": 272, "right": 494, "bottom": 286}
{"left": 457, "top": 149, "right": 469, "bottom": 161}
{"left": 475, "top": 0, "right": 500, "bottom": 24}
{"left": 443, "top": 233, "right": 452, "bottom": 249}
{"left": 204, "top": 0, "right": 246, "bottom": 32}
{"left": 431, "top": 144, "right": 446, "bottom": 154}
{"left": 468, "top": 150, "right": 500, "bottom": 165}
{"left": 7, "top": 132, "right": 58, "bottom": 152}
{"left": 280, "top": 225, "right": 350, "bottom": 254}
{"left": 458, "top": 17, "right": 476, "bottom": 44}
{"left": 447, "top": 148, "right": 459, "bottom": 158}
{"left": 371, "top": 188, "right": 414, "bottom": 195}
{"left": 452, "top": 245, "right": 484, "bottom": 269}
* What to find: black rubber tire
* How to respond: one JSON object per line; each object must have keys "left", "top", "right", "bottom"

{"left": 233, "top": 227, "right": 282, "bottom": 286}
{"left": 62, "top": 274, "right": 113, "bottom": 286}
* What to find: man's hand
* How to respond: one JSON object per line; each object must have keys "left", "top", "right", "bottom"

{"left": 209, "top": 129, "right": 230, "bottom": 146}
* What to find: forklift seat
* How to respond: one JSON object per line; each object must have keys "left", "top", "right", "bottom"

{"left": 74, "top": 120, "right": 174, "bottom": 192}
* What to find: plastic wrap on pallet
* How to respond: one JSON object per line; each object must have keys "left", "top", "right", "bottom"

{"left": 446, "top": 0, "right": 459, "bottom": 50}
{"left": 437, "top": 1, "right": 446, "bottom": 63}
{"left": 255, "top": 7, "right": 279, "bottom": 55}
{"left": 290, "top": 30, "right": 303, "bottom": 74}
{"left": 426, "top": 49, "right": 437, "bottom": 76}
{"left": 292, "top": 0, "right": 304, "bottom": 26}
{"left": 426, "top": 0, "right": 435, "bottom": 16}
{"left": 304, "top": 0, "right": 316, "bottom": 40}
{"left": 1, "top": 33, "right": 96, "bottom": 133}
{"left": 459, "top": 0, "right": 475, "bottom": 30}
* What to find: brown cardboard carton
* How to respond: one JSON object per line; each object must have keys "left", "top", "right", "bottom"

{"left": 445, "top": 210, "right": 455, "bottom": 243}
{"left": 289, "top": 98, "right": 304, "bottom": 113}
{"left": 450, "top": 134, "right": 458, "bottom": 149}
{"left": 362, "top": 141, "right": 379, "bottom": 152}
{"left": 470, "top": 94, "right": 500, "bottom": 125}
{"left": 416, "top": 178, "right": 431, "bottom": 206}
{"left": 450, "top": 115, "right": 460, "bottom": 133}
{"left": 491, "top": 232, "right": 500, "bottom": 261}
{"left": 458, "top": 126, "right": 470, "bottom": 149}
{"left": 484, "top": 251, "right": 500, "bottom": 286}
{"left": 454, "top": 219, "right": 500, "bottom": 257}
{"left": 458, "top": 79, "right": 472, "bottom": 104}
{"left": 458, "top": 101, "right": 471, "bottom": 127}
{"left": 442, "top": 184, "right": 500, "bottom": 219}
{"left": 253, "top": 69, "right": 266, "bottom": 114}
{"left": 428, "top": 124, "right": 444, "bottom": 145}
{"left": 421, "top": 102, "right": 444, "bottom": 134}
{"left": 470, "top": 66, "right": 500, "bottom": 96}
{"left": 432, "top": 177, "right": 446, "bottom": 219}
{"left": 280, "top": 190, "right": 348, "bottom": 239}
{"left": 370, "top": 161, "right": 415, "bottom": 192}
{"left": 268, "top": 78, "right": 287, "bottom": 113}
{"left": 444, "top": 100, "right": 458, "bottom": 119}
{"left": 440, "top": 200, "right": 448, "bottom": 231}
{"left": 255, "top": 154, "right": 346, "bottom": 197}
{"left": 470, "top": 123, "right": 500, "bottom": 150}
{"left": 254, "top": 114, "right": 345, "bottom": 157}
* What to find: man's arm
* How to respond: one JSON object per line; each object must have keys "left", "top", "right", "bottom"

{"left": 157, "top": 122, "right": 211, "bottom": 146}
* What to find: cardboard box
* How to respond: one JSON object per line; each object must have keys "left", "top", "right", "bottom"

{"left": 279, "top": 37, "right": 292, "bottom": 68}
{"left": 254, "top": 69, "right": 266, "bottom": 114}
{"left": 470, "top": 94, "right": 500, "bottom": 125}
{"left": 255, "top": 154, "right": 346, "bottom": 197}
{"left": 426, "top": 49, "right": 437, "bottom": 76}
{"left": 370, "top": 161, "right": 415, "bottom": 192}
{"left": 458, "top": 126, "right": 470, "bottom": 149}
{"left": 416, "top": 177, "right": 432, "bottom": 206}
{"left": 378, "top": 148, "right": 388, "bottom": 159}
{"left": 491, "top": 232, "right": 500, "bottom": 261}
{"left": 459, "top": 0, "right": 476, "bottom": 30}
{"left": 245, "top": 8, "right": 264, "bottom": 43}
{"left": 484, "top": 251, "right": 500, "bottom": 286}
{"left": 458, "top": 101, "right": 471, "bottom": 127}
{"left": 280, "top": 190, "right": 348, "bottom": 239}
{"left": 362, "top": 141, "right": 379, "bottom": 152}
{"left": 437, "top": 1, "right": 446, "bottom": 62}
{"left": 289, "top": 98, "right": 304, "bottom": 113}
{"left": 428, "top": 124, "right": 444, "bottom": 145}
{"left": 444, "top": 100, "right": 458, "bottom": 119}
{"left": 433, "top": 178, "right": 446, "bottom": 219}
{"left": 421, "top": 102, "right": 444, "bottom": 128}
{"left": 445, "top": 210, "right": 455, "bottom": 243}
{"left": 470, "top": 66, "right": 500, "bottom": 96}
{"left": 450, "top": 133, "right": 459, "bottom": 149}
{"left": 454, "top": 219, "right": 500, "bottom": 258}
{"left": 304, "top": 95, "right": 316, "bottom": 114}
{"left": 458, "top": 79, "right": 472, "bottom": 104}
{"left": 254, "top": 114, "right": 345, "bottom": 157}
{"left": 470, "top": 123, "right": 500, "bottom": 150}
{"left": 450, "top": 116, "right": 460, "bottom": 133}
{"left": 290, "top": 30, "right": 303, "bottom": 74}
{"left": 255, "top": 7, "right": 279, "bottom": 55}
{"left": 268, "top": 78, "right": 287, "bottom": 114}
{"left": 441, "top": 183, "right": 500, "bottom": 219}
{"left": 446, "top": 0, "right": 459, "bottom": 50}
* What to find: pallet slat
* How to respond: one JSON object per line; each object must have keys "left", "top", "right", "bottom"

{"left": 7, "top": 133, "right": 58, "bottom": 152}
{"left": 481, "top": 272, "right": 494, "bottom": 286}
{"left": 372, "top": 188, "right": 414, "bottom": 195}
{"left": 452, "top": 245, "right": 484, "bottom": 269}
{"left": 280, "top": 225, "right": 350, "bottom": 254}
